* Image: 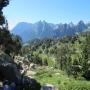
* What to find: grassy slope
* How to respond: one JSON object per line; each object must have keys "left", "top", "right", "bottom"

{"left": 26, "top": 34, "right": 90, "bottom": 90}
{"left": 32, "top": 67, "right": 90, "bottom": 90}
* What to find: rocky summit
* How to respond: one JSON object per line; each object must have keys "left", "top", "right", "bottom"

{"left": 11, "top": 20, "right": 90, "bottom": 42}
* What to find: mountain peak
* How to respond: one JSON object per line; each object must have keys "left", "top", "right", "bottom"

{"left": 69, "top": 22, "right": 74, "bottom": 27}
{"left": 11, "top": 21, "right": 89, "bottom": 42}
{"left": 78, "top": 20, "right": 85, "bottom": 25}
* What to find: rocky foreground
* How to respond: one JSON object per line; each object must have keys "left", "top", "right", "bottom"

{"left": 0, "top": 51, "right": 41, "bottom": 90}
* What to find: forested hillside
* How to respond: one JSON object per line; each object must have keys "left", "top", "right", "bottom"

{"left": 22, "top": 31, "right": 90, "bottom": 80}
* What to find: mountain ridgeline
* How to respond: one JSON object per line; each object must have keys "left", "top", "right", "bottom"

{"left": 12, "top": 20, "right": 90, "bottom": 42}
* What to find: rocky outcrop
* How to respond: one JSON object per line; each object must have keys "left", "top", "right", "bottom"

{"left": 0, "top": 51, "right": 21, "bottom": 82}
{"left": 0, "top": 63, "right": 21, "bottom": 82}
{"left": 0, "top": 51, "right": 13, "bottom": 63}
{"left": 0, "top": 51, "right": 41, "bottom": 90}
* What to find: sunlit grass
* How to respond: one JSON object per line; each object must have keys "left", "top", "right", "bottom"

{"left": 34, "top": 67, "right": 90, "bottom": 90}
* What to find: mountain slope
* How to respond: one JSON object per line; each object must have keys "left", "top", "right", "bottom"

{"left": 12, "top": 22, "right": 36, "bottom": 42}
{"left": 11, "top": 21, "right": 89, "bottom": 42}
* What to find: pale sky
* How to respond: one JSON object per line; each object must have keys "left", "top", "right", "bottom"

{"left": 3, "top": 0, "right": 90, "bottom": 30}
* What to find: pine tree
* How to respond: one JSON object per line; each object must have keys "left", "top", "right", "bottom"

{"left": 0, "top": 0, "right": 9, "bottom": 27}
{"left": 0, "top": 0, "right": 22, "bottom": 57}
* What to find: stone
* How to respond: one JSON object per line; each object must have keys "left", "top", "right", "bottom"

{"left": 41, "top": 84, "right": 58, "bottom": 90}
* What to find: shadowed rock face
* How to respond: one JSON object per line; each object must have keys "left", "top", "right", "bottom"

{"left": 0, "top": 51, "right": 13, "bottom": 63}
{"left": 20, "top": 76, "right": 41, "bottom": 90}
{"left": 0, "top": 51, "right": 19, "bottom": 82}
{"left": 0, "top": 63, "right": 21, "bottom": 82}
{"left": 0, "top": 51, "right": 41, "bottom": 90}
{"left": 0, "top": 63, "right": 41, "bottom": 90}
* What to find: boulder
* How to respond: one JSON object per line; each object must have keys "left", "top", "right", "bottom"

{"left": 0, "top": 51, "right": 20, "bottom": 82}
{"left": 29, "top": 63, "right": 36, "bottom": 69}
{"left": 21, "top": 76, "right": 41, "bottom": 90}
{"left": 41, "top": 84, "right": 58, "bottom": 90}
{"left": 0, "top": 63, "right": 21, "bottom": 82}
{"left": 0, "top": 51, "right": 13, "bottom": 63}
{"left": 0, "top": 52, "right": 41, "bottom": 90}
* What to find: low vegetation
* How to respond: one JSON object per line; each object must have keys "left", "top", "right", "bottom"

{"left": 22, "top": 31, "right": 90, "bottom": 79}
{"left": 22, "top": 31, "right": 90, "bottom": 89}
{"left": 33, "top": 67, "right": 90, "bottom": 90}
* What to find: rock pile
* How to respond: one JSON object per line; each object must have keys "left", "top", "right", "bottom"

{"left": 0, "top": 52, "right": 41, "bottom": 90}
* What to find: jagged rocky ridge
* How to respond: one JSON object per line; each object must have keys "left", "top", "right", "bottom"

{"left": 12, "top": 20, "right": 90, "bottom": 42}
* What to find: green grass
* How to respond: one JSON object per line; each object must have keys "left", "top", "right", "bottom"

{"left": 34, "top": 67, "right": 90, "bottom": 90}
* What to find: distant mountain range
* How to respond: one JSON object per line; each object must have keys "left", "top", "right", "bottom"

{"left": 11, "top": 20, "right": 90, "bottom": 42}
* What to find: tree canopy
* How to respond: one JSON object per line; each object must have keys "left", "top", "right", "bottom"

{"left": 0, "top": 0, "right": 22, "bottom": 57}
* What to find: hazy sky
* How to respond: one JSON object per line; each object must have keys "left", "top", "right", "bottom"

{"left": 3, "top": 0, "right": 90, "bottom": 30}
